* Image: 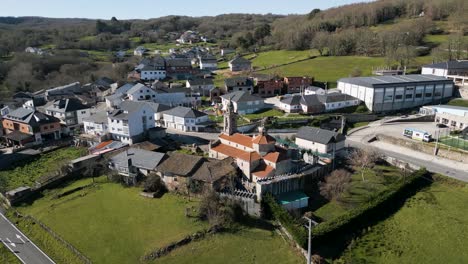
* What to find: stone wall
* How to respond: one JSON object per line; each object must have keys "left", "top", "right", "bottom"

{"left": 376, "top": 134, "right": 468, "bottom": 163}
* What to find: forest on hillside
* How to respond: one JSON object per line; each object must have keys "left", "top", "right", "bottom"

{"left": 0, "top": 0, "right": 466, "bottom": 97}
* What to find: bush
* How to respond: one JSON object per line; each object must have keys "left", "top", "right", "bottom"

{"left": 198, "top": 190, "right": 237, "bottom": 228}
{"left": 262, "top": 193, "right": 308, "bottom": 247}
{"left": 143, "top": 174, "right": 167, "bottom": 197}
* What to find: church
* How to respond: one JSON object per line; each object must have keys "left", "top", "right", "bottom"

{"left": 209, "top": 100, "right": 293, "bottom": 184}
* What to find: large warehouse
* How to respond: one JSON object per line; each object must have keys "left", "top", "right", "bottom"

{"left": 337, "top": 75, "right": 454, "bottom": 112}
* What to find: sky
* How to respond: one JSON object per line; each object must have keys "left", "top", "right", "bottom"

{"left": 1, "top": 0, "right": 368, "bottom": 20}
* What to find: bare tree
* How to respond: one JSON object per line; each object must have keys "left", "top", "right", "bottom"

{"left": 319, "top": 169, "right": 352, "bottom": 200}
{"left": 348, "top": 148, "right": 380, "bottom": 182}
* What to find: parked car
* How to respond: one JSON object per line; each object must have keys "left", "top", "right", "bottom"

{"left": 436, "top": 123, "right": 447, "bottom": 128}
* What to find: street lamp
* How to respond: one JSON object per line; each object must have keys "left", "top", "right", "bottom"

{"left": 303, "top": 216, "right": 318, "bottom": 264}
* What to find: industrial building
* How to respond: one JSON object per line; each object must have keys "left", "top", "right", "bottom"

{"left": 337, "top": 75, "right": 454, "bottom": 112}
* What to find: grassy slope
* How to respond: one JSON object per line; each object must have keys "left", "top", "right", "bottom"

{"left": 157, "top": 227, "right": 303, "bottom": 264}
{"left": 0, "top": 147, "right": 85, "bottom": 191}
{"left": 448, "top": 98, "right": 468, "bottom": 108}
{"left": 17, "top": 177, "right": 207, "bottom": 264}
{"left": 313, "top": 165, "right": 403, "bottom": 222}
{"left": 249, "top": 50, "right": 318, "bottom": 69}
{"left": 339, "top": 179, "right": 468, "bottom": 263}
{"left": 0, "top": 244, "right": 20, "bottom": 264}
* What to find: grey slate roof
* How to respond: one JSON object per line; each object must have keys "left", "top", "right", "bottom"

{"left": 83, "top": 112, "right": 108, "bottom": 124}
{"left": 46, "top": 98, "right": 88, "bottom": 113}
{"left": 319, "top": 93, "right": 358, "bottom": 103}
{"left": 166, "top": 58, "right": 191, "bottom": 67}
{"left": 229, "top": 57, "right": 251, "bottom": 65}
{"left": 300, "top": 94, "right": 323, "bottom": 107}
{"left": 127, "top": 83, "right": 151, "bottom": 96}
{"left": 280, "top": 95, "right": 302, "bottom": 105}
{"left": 188, "top": 78, "right": 214, "bottom": 86}
{"left": 423, "top": 60, "right": 468, "bottom": 70}
{"left": 224, "top": 77, "right": 253, "bottom": 87}
{"left": 220, "top": 91, "right": 262, "bottom": 103}
{"left": 110, "top": 148, "right": 166, "bottom": 171}
{"left": 156, "top": 152, "right": 204, "bottom": 177}
{"left": 338, "top": 74, "right": 450, "bottom": 88}
{"left": 115, "top": 83, "right": 136, "bottom": 95}
{"left": 163, "top": 106, "right": 206, "bottom": 118}
{"left": 297, "top": 126, "right": 345, "bottom": 145}
{"left": 5, "top": 108, "right": 60, "bottom": 126}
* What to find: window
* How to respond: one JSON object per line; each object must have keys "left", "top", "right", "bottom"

{"left": 405, "top": 94, "right": 413, "bottom": 99}
{"left": 415, "top": 93, "right": 422, "bottom": 98}
{"left": 451, "top": 121, "right": 457, "bottom": 127}
{"left": 434, "top": 91, "right": 442, "bottom": 97}
{"left": 384, "top": 95, "right": 393, "bottom": 102}
{"left": 81, "top": 111, "right": 86, "bottom": 114}
{"left": 395, "top": 95, "right": 403, "bottom": 100}
{"left": 140, "top": 90, "right": 143, "bottom": 93}
{"left": 425, "top": 93, "right": 432, "bottom": 97}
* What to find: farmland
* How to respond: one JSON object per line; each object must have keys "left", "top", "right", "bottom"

{"left": 338, "top": 176, "right": 468, "bottom": 263}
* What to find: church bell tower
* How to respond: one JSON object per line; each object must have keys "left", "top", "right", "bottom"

{"left": 223, "top": 99, "right": 237, "bottom": 135}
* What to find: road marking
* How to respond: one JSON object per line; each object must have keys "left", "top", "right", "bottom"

{"left": 0, "top": 213, "right": 56, "bottom": 264}
{"left": 6, "top": 238, "right": 16, "bottom": 247}
{"left": 16, "top": 234, "right": 26, "bottom": 244}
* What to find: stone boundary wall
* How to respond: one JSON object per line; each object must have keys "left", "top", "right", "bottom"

{"left": 376, "top": 134, "right": 468, "bottom": 163}
{"left": 142, "top": 226, "right": 221, "bottom": 261}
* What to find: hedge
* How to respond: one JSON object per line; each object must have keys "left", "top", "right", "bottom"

{"left": 262, "top": 168, "right": 429, "bottom": 250}
{"left": 263, "top": 193, "right": 308, "bottom": 247}
{"left": 311, "top": 168, "right": 429, "bottom": 241}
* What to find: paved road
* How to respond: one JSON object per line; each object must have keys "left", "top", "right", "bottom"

{"left": 0, "top": 212, "right": 55, "bottom": 264}
{"left": 347, "top": 122, "right": 468, "bottom": 182}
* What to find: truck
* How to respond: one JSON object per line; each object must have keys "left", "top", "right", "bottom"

{"left": 403, "top": 128, "right": 432, "bottom": 142}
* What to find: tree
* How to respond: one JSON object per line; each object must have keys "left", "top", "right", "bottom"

{"left": 198, "top": 190, "right": 237, "bottom": 227}
{"left": 308, "top": 9, "right": 321, "bottom": 20}
{"left": 311, "top": 31, "right": 329, "bottom": 56}
{"left": 348, "top": 148, "right": 381, "bottom": 181}
{"left": 350, "top": 67, "right": 363, "bottom": 77}
{"left": 144, "top": 173, "right": 167, "bottom": 196}
{"left": 319, "top": 169, "right": 352, "bottom": 200}
{"left": 254, "top": 24, "right": 271, "bottom": 45}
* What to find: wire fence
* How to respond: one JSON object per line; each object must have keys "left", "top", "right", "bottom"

{"left": 435, "top": 129, "right": 468, "bottom": 151}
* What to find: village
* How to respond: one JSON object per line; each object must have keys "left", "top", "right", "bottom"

{"left": 0, "top": 1, "right": 468, "bottom": 262}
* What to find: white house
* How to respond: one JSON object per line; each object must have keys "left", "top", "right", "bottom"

{"left": 295, "top": 126, "right": 346, "bottom": 155}
{"left": 199, "top": 54, "right": 218, "bottom": 70}
{"left": 186, "top": 78, "right": 215, "bottom": 97}
{"left": 304, "top": 86, "right": 326, "bottom": 95}
{"left": 153, "top": 87, "right": 201, "bottom": 107}
{"left": 139, "top": 57, "right": 167, "bottom": 81}
{"left": 420, "top": 105, "right": 468, "bottom": 130}
{"left": 162, "top": 106, "right": 210, "bottom": 132}
{"left": 220, "top": 91, "right": 265, "bottom": 115}
{"left": 422, "top": 60, "right": 468, "bottom": 86}
{"left": 107, "top": 101, "right": 161, "bottom": 144}
{"left": 83, "top": 112, "right": 109, "bottom": 141}
{"left": 320, "top": 93, "right": 360, "bottom": 112}
{"left": 127, "top": 83, "right": 158, "bottom": 102}
{"left": 134, "top": 46, "right": 147, "bottom": 56}
{"left": 45, "top": 98, "right": 91, "bottom": 131}
{"left": 337, "top": 75, "right": 454, "bottom": 113}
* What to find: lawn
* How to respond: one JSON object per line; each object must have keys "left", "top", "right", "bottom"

{"left": 248, "top": 50, "right": 318, "bottom": 70}
{"left": 338, "top": 177, "right": 468, "bottom": 263}
{"left": 243, "top": 109, "right": 284, "bottom": 120}
{"left": 0, "top": 147, "right": 86, "bottom": 192}
{"left": 447, "top": 98, "right": 468, "bottom": 108}
{"left": 313, "top": 165, "right": 403, "bottom": 222}
{"left": 17, "top": 177, "right": 207, "bottom": 264}
{"left": 156, "top": 227, "right": 304, "bottom": 264}
{"left": 259, "top": 56, "right": 387, "bottom": 86}
{"left": 0, "top": 243, "right": 20, "bottom": 264}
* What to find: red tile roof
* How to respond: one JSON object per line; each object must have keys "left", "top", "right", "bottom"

{"left": 94, "top": 140, "right": 113, "bottom": 150}
{"left": 212, "top": 143, "right": 261, "bottom": 162}
{"left": 252, "top": 134, "right": 276, "bottom": 145}
{"left": 219, "top": 133, "right": 253, "bottom": 148}
{"left": 239, "top": 151, "right": 262, "bottom": 162}
{"left": 252, "top": 163, "right": 275, "bottom": 178}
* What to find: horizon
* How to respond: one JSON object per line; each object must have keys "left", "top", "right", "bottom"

{"left": 1, "top": 0, "right": 370, "bottom": 20}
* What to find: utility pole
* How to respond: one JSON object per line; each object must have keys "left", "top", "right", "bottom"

{"left": 434, "top": 128, "right": 440, "bottom": 156}
{"left": 303, "top": 216, "right": 318, "bottom": 264}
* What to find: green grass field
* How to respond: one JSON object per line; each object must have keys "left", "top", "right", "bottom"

{"left": 0, "top": 147, "right": 86, "bottom": 192}
{"left": 243, "top": 109, "right": 284, "bottom": 120}
{"left": 447, "top": 98, "right": 468, "bottom": 108}
{"left": 259, "top": 56, "right": 386, "bottom": 86}
{"left": 17, "top": 177, "right": 207, "bottom": 264}
{"left": 0, "top": 243, "right": 20, "bottom": 264}
{"left": 313, "top": 165, "right": 403, "bottom": 222}
{"left": 248, "top": 50, "right": 318, "bottom": 70}
{"left": 156, "top": 227, "right": 303, "bottom": 264}
{"left": 338, "top": 177, "right": 468, "bottom": 263}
